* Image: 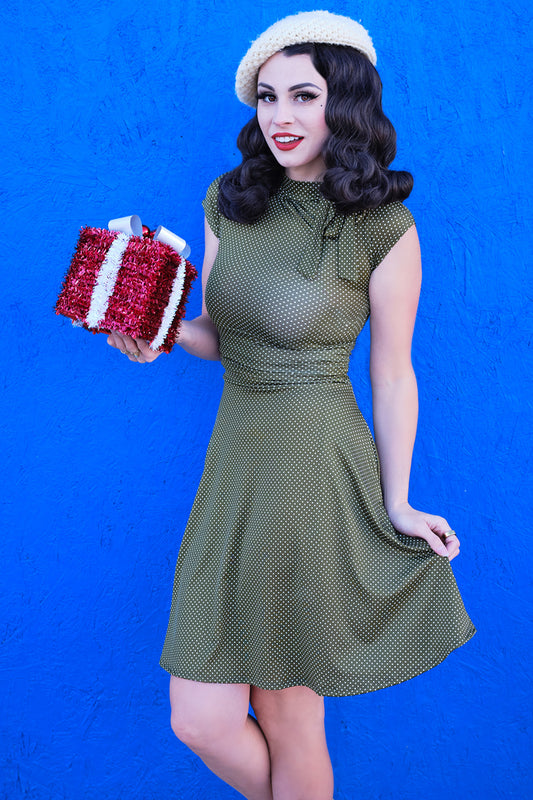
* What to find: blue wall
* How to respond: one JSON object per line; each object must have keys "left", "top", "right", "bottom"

{"left": 1, "top": 0, "right": 531, "bottom": 798}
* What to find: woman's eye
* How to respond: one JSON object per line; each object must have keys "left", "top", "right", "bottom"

{"left": 295, "top": 92, "right": 318, "bottom": 102}
{"left": 257, "top": 92, "right": 276, "bottom": 103}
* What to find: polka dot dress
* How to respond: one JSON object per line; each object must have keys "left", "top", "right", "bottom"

{"left": 159, "top": 175, "right": 475, "bottom": 697}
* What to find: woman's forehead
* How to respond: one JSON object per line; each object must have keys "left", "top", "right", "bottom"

{"left": 257, "top": 51, "right": 325, "bottom": 88}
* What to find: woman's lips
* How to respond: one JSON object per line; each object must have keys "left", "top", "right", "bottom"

{"left": 272, "top": 134, "right": 304, "bottom": 151}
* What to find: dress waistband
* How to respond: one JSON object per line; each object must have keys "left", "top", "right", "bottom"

{"left": 219, "top": 333, "right": 352, "bottom": 389}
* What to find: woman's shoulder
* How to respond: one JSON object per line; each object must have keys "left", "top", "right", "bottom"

{"left": 202, "top": 174, "right": 228, "bottom": 237}
{"left": 203, "top": 173, "right": 225, "bottom": 202}
{"left": 357, "top": 201, "right": 416, "bottom": 271}
{"left": 361, "top": 200, "right": 415, "bottom": 231}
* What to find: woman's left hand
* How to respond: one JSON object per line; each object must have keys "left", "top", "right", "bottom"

{"left": 386, "top": 502, "right": 461, "bottom": 561}
{"left": 107, "top": 331, "right": 162, "bottom": 363}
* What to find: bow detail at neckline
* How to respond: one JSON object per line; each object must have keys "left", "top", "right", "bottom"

{"left": 277, "top": 180, "right": 370, "bottom": 282}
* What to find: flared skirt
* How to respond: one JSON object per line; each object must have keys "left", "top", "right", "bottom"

{"left": 160, "top": 380, "right": 475, "bottom": 696}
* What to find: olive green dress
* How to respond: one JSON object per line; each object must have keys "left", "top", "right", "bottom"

{"left": 160, "top": 175, "right": 475, "bottom": 697}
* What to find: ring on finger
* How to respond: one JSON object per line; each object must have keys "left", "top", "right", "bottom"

{"left": 443, "top": 529, "right": 457, "bottom": 539}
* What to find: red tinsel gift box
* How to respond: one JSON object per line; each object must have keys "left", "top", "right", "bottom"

{"left": 55, "top": 224, "right": 197, "bottom": 353}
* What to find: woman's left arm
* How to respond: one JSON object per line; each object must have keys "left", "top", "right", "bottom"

{"left": 369, "top": 225, "right": 460, "bottom": 561}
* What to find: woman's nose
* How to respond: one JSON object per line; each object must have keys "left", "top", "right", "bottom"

{"left": 272, "top": 99, "right": 295, "bottom": 126}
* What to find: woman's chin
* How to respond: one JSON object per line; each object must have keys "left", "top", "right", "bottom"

{"left": 284, "top": 162, "right": 326, "bottom": 182}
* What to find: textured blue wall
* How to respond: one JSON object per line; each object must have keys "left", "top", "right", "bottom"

{"left": 1, "top": 0, "right": 531, "bottom": 798}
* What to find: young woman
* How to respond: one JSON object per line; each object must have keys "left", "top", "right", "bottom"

{"left": 108, "top": 11, "right": 475, "bottom": 800}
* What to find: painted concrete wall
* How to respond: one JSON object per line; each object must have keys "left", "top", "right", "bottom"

{"left": 1, "top": 0, "right": 531, "bottom": 798}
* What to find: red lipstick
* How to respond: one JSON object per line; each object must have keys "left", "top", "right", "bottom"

{"left": 272, "top": 133, "right": 304, "bottom": 151}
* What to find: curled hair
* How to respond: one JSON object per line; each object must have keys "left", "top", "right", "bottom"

{"left": 218, "top": 43, "right": 413, "bottom": 222}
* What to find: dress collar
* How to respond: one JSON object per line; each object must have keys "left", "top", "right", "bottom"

{"left": 276, "top": 176, "right": 368, "bottom": 281}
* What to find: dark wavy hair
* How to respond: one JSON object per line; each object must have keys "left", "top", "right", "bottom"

{"left": 218, "top": 43, "right": 413, "bottom": 223}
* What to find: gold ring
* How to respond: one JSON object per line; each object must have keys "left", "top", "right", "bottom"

{"left": 443, "top": 529, "right": 457, "bottom": 538}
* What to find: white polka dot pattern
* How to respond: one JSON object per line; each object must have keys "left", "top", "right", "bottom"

{"left": 159, "top": 176, "right": 475, "bottom": 696}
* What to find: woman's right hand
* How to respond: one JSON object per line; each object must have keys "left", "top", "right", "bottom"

{"left": 107, "top": 331, "right": 162, "bottom": 363}
{"left": 106, "top": 216, "right": 221, "bottom": 364}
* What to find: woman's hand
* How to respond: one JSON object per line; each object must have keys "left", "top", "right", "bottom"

{"left": 387, "top": 502, "right": 461, "bottom": 561}
{"left": 107, "top": 331, "right": 162, "bottom": 363}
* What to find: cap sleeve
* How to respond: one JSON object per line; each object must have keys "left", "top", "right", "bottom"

{"left": 202, "top": 177, "right": 222, "bottom": 238}
{"left": 365, "top": 201, "right": 415, "bottom": 270}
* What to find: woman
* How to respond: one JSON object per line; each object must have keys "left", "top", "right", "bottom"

{"left": 108, "top": 11, "right": 475, "bottom": 800}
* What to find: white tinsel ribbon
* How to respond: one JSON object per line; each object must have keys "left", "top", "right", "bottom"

{"left": 86, "top": 232, "right": 130, "bottom": 328}
{"left": 149, "top": 255, "right": 187, "bottom": 351}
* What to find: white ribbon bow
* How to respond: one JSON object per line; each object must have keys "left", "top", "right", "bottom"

{"left": 108, "top": 215, "right": 191, "bottom": 259}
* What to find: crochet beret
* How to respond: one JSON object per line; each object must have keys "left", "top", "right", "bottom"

{"left": 235, "top": 10, "right": 377, "bottom": 107}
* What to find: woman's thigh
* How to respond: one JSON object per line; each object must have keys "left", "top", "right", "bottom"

{"left": 169, "top": 676, "right": 252, "bottom": 745}
{"left": 250, "top": 684, "right": 326, "bottom": 739}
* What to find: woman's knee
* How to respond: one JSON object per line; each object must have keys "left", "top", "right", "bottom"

{"left": 169, "top": 676, "right": 250, "bottom": 750}
{"left": 170, "top": 704, "right": 212, "bottom": 748}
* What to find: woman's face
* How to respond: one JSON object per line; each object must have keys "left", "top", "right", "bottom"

{"left": 256, "top": 52, "right": 329, "bottom": 182}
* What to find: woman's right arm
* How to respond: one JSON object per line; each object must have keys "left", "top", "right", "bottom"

{"left": 107, "top": 218, "right": 221, "bottom": 363}
{"left": 174, "top": 218, "right": 220, "bottom": 360}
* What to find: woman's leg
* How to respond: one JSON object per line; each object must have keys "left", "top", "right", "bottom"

{"left": 169, "top": 676, "right": 273, "bottom": 800}
{"left": 250, "top": 685, "right": 334, "bottom": 800}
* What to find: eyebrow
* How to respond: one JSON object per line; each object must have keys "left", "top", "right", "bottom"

{"left": 257, "top": 82, "right": 323, "bottom": 92}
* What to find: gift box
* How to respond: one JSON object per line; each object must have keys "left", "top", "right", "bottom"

{"left": 55, "top": 215, "right": 197, "bottom": 353}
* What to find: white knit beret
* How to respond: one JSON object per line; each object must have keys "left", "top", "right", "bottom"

{"left": 235, "top": 10, "right": 377, "bottom": 107}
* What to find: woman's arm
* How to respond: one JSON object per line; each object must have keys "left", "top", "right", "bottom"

{"left": 368, "top": 226, "right": 460, "bottom": 560}
{"left": 107, "top": 218, "right": 221, "bottom": 362}
{"left": 174, "top": 218, "right": 221, "bottom": 360}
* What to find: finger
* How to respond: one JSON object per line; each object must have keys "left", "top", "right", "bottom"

{"left": 134, "top": 337, "right": 150, "bottom": 353}
{"left": 445, "top": 536, "right": 460, "bottom": 561}
{"left": 135, "top": 338, "right": 162, "bottom": 362}
{"left": 125, "top": 349, "right": 146, "bottom": 364}
{"left": 426, "top": 518, "right": 462, "bottom": 555}
{"left": 129, "top": 349, "right": 147, "bottom": 364}
{"left": 108, "top": 331, "right": 134, "bottom": 355}
{"left": 447, "top": 547, "right": 460, "bottom": 561}
{"left": 440, "top": 530, "right": 460, "bottom": 548}
{"left": 424, "top": 529, "right": 449, "bottom": 558}
{"left": 117, "top": 334, "right": 139, "bottom": 356}
{"left": 111, "top": 333, "right": 140, "bottom": 358}
{"left": 113, "top": 334, "right": 140, "bottom": 359}
{"left": 427, "top": 516, "right": 451, "bottom": 538}
{"left": 107, "top": 331, "right": 124, "bottom": 350}
{"left": 135, "top": 338, "right": 155, "bottom": 359}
